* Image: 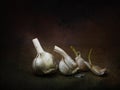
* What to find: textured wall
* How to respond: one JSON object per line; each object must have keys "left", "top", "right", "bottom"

{"left": 1, "top": 1, "right": 120, "bottom": 90}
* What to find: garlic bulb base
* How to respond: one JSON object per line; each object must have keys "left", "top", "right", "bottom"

{"left": 32, "top": 38, "right": 44, "bottom": 53}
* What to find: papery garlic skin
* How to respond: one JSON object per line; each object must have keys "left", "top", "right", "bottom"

{"left": 84, "top": 61, "right": 107, "bottom": 76}
{"left": 54, "top": 45, "right": 79, "bottom": 75}
{"left": 90, "top": 65, "right": 107, "bottom": 76}
{"left": 84, "top": 48, "right": 107, "bottom": 76}
{"left": 32, "top": 38, "right": 57, "bottom": 75}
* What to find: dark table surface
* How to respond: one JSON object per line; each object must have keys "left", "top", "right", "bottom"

{"left": 1, "top": 1, "right": 120, "bottom": 90}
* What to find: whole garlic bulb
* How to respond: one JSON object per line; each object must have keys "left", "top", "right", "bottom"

{"left": 32, "top": 38, "right": 57, "bottom": 75}
{"left": 84, "top": 49, "right": 107, "bottom": 76}
{"left": 54, "top": 45, "right": 79, "bottom": 75}
{"left": 70, "top": 46, "right": 88, "bottom": 71}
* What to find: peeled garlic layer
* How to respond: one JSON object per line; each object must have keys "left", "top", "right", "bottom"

{"left": 32, "top": 38, "right": 57, "bottom": 75}
{"left": 54, "top": 45, "right": 79, "bottom": 75}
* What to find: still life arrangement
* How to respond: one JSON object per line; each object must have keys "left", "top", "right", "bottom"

{"left": 32, "top": 38, "right": 107, "bottom": 77}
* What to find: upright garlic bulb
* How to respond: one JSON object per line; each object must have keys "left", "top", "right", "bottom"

{"left": 32, "top": 38, "right": 57, "bottom": 75}
{"left": 70, "top": 46, "right": 88, "bottom": 71}
{"left": 54, "top": 45, "right": 79, "bottom": 75}
{"left": 84, "top": 49, "right": 107, "bottom": 76}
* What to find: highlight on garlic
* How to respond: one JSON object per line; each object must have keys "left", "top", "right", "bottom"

{"left": 84, "top": 48, "right": 107, "bottom": 76}
{"left": 32, "top": 38, "right": 57, "bottom": 75}
{"left": 54, "top": 45, "right": 79, "bottom": 75}
{"left": 70, "top": 46, "right": 88, "bottom": 71}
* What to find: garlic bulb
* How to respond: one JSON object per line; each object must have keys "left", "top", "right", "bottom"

{"left": 32, "top": 38, "right": 57, "bottom": 75}
{"left": 70, "top": 46, "right": 88, "bottom": 71}
{"left": 54, "top": 45, "right": 79, "bottom": 75}
{"left": 84, "top": 49, "right": 107, "bottom": 76}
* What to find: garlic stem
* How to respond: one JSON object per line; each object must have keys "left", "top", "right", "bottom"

{"left": 70, "top": 46, "right": 78, "bottom": 57}
{"left": 32, "top": 38, "right": 44, "bottom": 54}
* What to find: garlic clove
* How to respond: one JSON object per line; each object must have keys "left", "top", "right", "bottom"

{"left": 54, "top": 45, "right": 79, "bottom": 75}
{"left": 70, "top": 46, "right": 88, "bottom": 71}
{"left": 59, "top": 59, "right": 71, "bottom": 75}
{"left": 64, "top": 56, "right": 77, "bottom": 70}
{"left": 54, "top": 45, "right": 77, "bottom": 69}
{"left": 58, "top": 59, "right": 79, "bottom": 75}
{"left": 75, "top": 55, "right": 89, "bottom": 71}
{"left": 32, "top": 38, "right": 57, "bottom": 75}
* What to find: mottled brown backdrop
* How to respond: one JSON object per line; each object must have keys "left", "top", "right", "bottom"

{"left": 1, "top": 1, "right": 120, "bottom": 90}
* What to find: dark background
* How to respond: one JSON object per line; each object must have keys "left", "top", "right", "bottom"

{"left": 1, "top": 0, "right": 120, "bottom": 90}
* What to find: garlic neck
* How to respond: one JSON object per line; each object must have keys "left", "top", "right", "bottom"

{"left": 32, "top": 38, "right": 44, "bottom": 54}
{"left": 54, "top": 45, "right": 69, "bottom": 58}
